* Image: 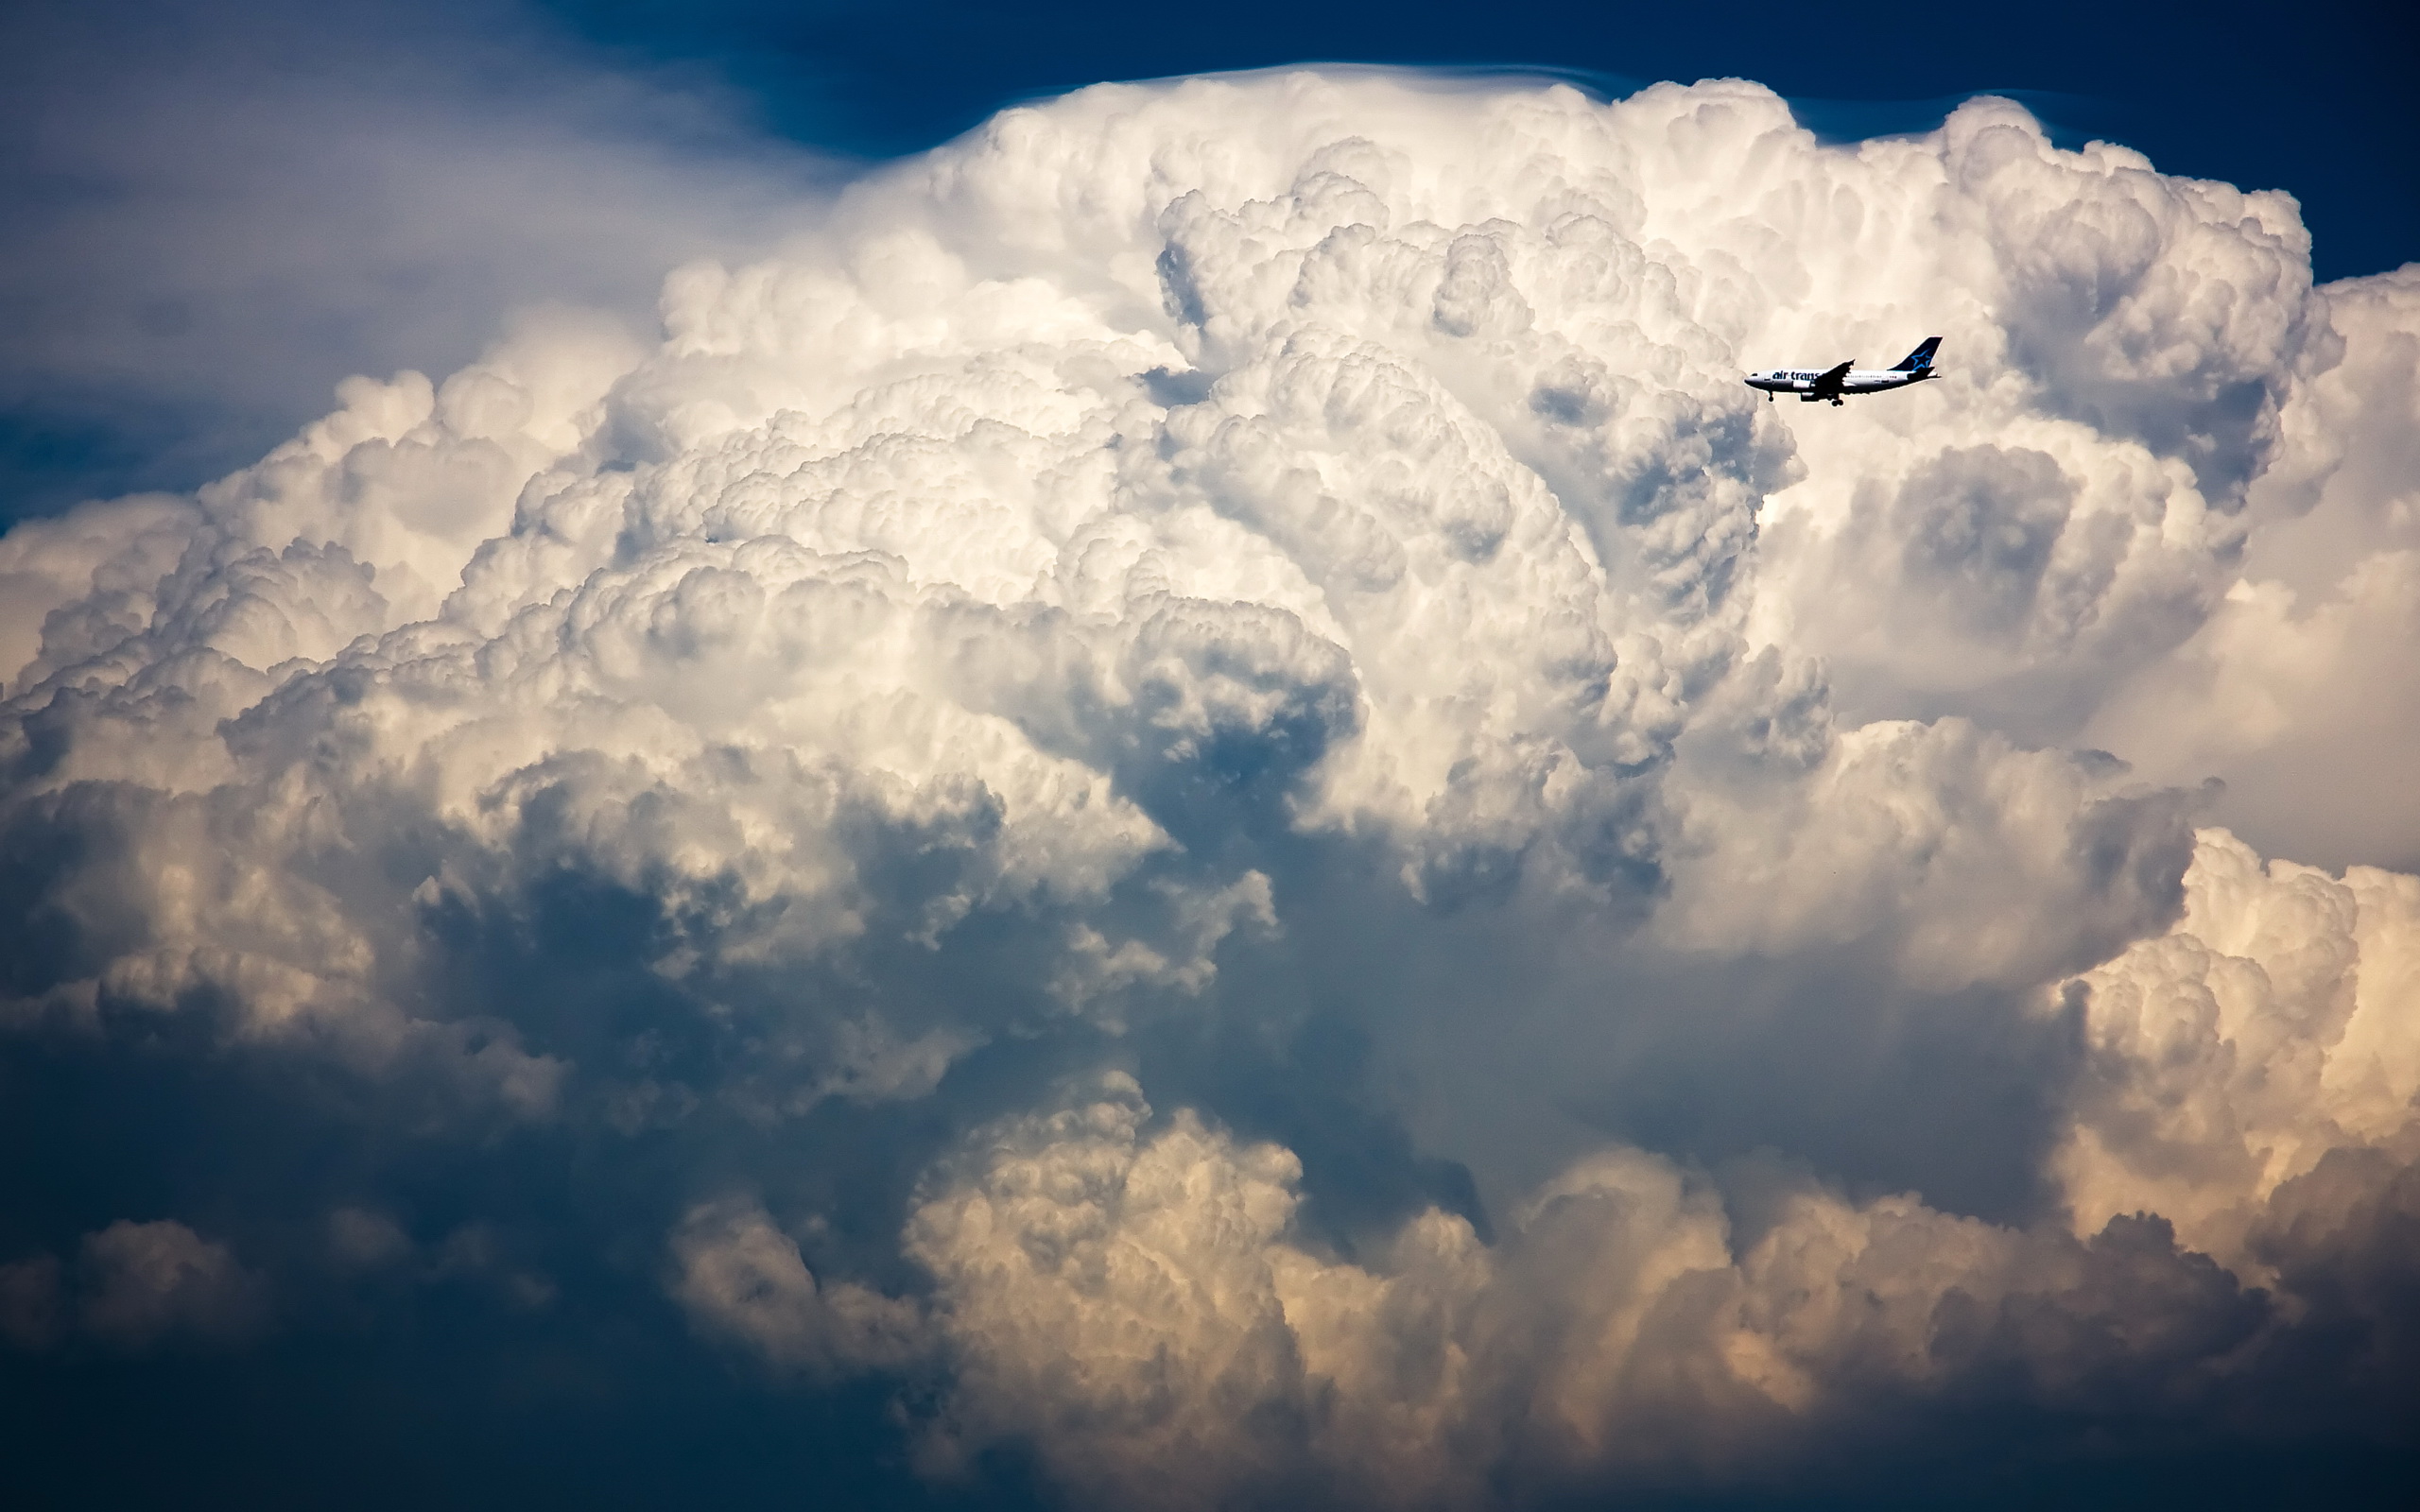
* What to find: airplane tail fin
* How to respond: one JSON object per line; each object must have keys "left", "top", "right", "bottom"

{"left": 1891, "top": 336, "right": 1943, "bottom": 372}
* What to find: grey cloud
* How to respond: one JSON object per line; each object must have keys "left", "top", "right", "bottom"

{"left": 670, "top": 1196, "right": 925, "bottom": 1378}
{"left": 2085, "top": 266, "right": 2420, "bottom": 872}
{"left": 2, "top": 1220, "right": 265, "bottom": 1351}
{"left": 0, "top": 1254, "right": 64, "bottom": 1349}
{"left": 325, "top": 1207, "right": 415, "bottom": 1270}
{"left": 78, "top": 1219, "right": 267, "bottom": 1347}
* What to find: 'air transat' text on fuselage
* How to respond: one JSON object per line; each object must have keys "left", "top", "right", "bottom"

{"left": 1744, "top": 336, "right": 1942, "bottom": 405}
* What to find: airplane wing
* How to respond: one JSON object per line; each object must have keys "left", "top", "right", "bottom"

{"left": 1810, "top": 360, "right": 1853, "bottom": 400}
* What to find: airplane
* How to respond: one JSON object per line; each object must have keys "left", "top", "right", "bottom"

{"left": 1744, "top": 337, "right": 1942, "bottom": 404}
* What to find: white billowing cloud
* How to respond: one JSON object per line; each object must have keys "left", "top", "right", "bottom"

{"left": 1, "top": 63, "right": 2416, "bottom": 1502}
{"left": 1657, "top": 713, "right": 2198, "bottom": 989}
{"left": 2, "top": 306, "right": 641, "bottom": 714}
{"left": 2085, "top": 266, "right": 2420, "bottom": 870}
{"left": 2089, "top": 554, "right": 2420, "bottom": 873}
{"left": 900, "top": 1077, "right": 1329, "bottom": 1505}
{"left": 883, "top": 1074, "right": 2272, "bottom": 1508}
{"left": 2059, "top": 829, "right": 2420, "bottom": 1270}
{"left": 1735, "top": 97, "right": 2320, "bottom": 740}
{"left": 0, "top": 74, "right": 2331, "bottom": 971}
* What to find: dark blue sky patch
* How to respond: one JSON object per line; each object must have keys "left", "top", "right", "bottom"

{"left": 552, "top": 0, "right": 2412, "bottom": 281}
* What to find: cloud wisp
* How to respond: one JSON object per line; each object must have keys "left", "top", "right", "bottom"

{"left": 0, "top": 0, "right": 840, "bottom": 521}
{"left": 2, "top": 68, "right": 2415, "bottom": 1506}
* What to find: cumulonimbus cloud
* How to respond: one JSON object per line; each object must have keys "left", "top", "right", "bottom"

{"left": 2, "top": 68, "right": 2415, "bottom": 1503}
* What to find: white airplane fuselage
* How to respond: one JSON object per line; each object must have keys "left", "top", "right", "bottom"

{"left": 1743, "top": 366, "right": 1933, "bottom": 402}
{"left": 1742, "top": 337, "right": 1943, "bottom": 405}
